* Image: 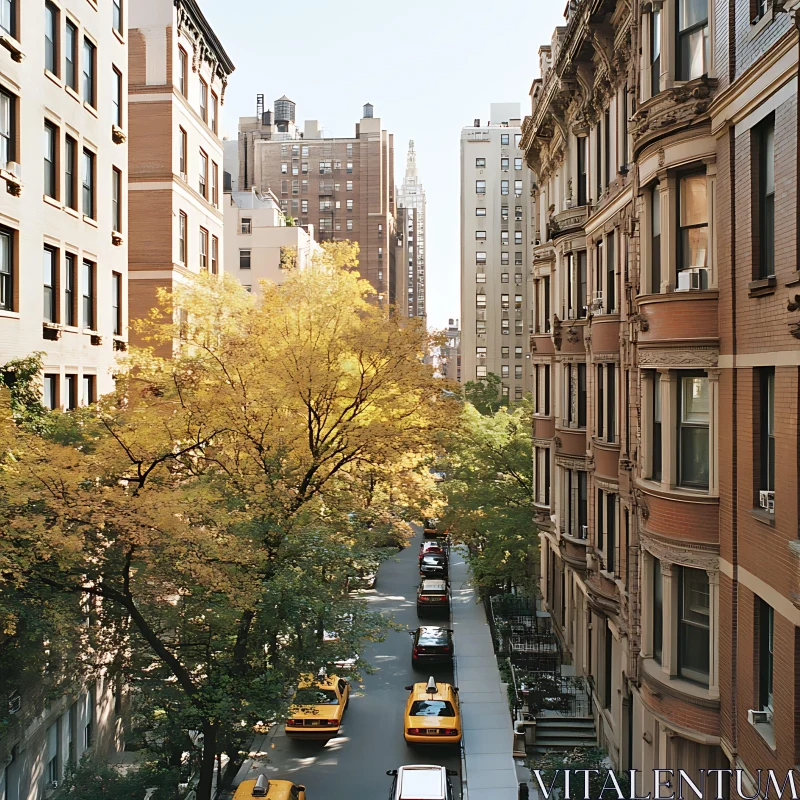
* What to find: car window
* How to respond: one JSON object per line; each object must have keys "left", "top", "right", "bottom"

{"left": 410, "top": 700, "right": 456, "bottom": 716}
{"left": 422, "top": 556, "right": 444, "bottom": 565}
{"left": 338, "top": 679, "right": 347, "bottom": 693}
{"left": 293, "top": 688, "right": 339, "bottom": 705}
{"left": 418, "top": 633, "right": 448, "bottom": 646}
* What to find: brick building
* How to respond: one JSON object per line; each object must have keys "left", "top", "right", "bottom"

{"left": 236, "top": 98, "right": 398, "bottom": 308}
{"left": 522, "top": 0, "right": 799, "bottom": 791}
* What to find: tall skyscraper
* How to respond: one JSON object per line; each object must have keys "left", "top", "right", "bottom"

{"left": 459, "top": 105, "right": 533, "bottom": 403}
{"left": 236, "top": 99, "right": 396, "bottom": 306}
{"left": 396, "top": 141, "right": 426, "bottom": 319}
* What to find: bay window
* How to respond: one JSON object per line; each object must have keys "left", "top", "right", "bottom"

{"left": 651, "top": 6, "right": 661, "bottom": 97}
{"left": 651, "top": 186, "right": 661, "bottom": 292}
{"left": 653, "top": 558, "right": 663, "bottom": 663}
{"left": 678, "top": 373, "right": 710, "bottom": 489}
{"left": 651, "top": 372, "right": 662, "bottom": 481}
{"left": 678, "top": 567, "right": 710, "bottom": 684}
{"left": 678, "top": 174, "right": 708, "bottom": 283}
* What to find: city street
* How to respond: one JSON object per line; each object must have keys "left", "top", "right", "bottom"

{"left": 240, "top": 528, "right": 463, "bottom": 798}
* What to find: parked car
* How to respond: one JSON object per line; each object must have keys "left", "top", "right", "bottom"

{"left": 284, "top": 675, "right": 350, "bottom": 741}
{"left": 419, "top": 554, "right": 448, "bottom": 579}
{"left": 233, "top": 775, "right": 306, "bottom": 799}
{"left": 409, "top": 626, "right": 453, "bottom": 666}
{"left": 402, "top": 677, "right": 462, "bottom": 746}
{"left": 422, "top": 517, "right": 439, "bottom": 535}
{"left": 387, "top": 765, "right": 458, "bottom": 800}
{"left": 419, "top": 540, "right": 446, "bottom": 563}
{"left": 416, "top": 580, "right": 451, "bottom": 617}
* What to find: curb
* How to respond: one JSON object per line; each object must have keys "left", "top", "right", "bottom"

{"left": 452, "top": 642, "right": 469, "bottom": 800}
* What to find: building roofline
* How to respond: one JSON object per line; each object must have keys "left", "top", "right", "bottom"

{"left": 175, "top": 0, "right": 235, "bottom": 74}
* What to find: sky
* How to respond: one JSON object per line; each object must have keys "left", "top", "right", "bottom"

{"left": 200, "top": 0, "right": 565, "bottom": 331}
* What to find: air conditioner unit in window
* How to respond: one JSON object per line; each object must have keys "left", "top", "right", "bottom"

{"left": 759, "top": 490, "right": 775, "bottom": 513}
{"left": 747, "top": 709, "right": 771, "bottom": 725}
{"left": 676, "top": 267, "right": 709, "bottom": 291}
{"left": 6, "top": 161, "right": 21, "bottom": 179}
{"left": 591, "top": 291, "right": 603, "bottom": 310}
{"left": 580, "top": 525, "right": 589, "bottom": 539}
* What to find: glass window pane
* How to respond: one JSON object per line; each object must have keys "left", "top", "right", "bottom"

{"left": 680, "top": 226, "right": 708, "bottom": 269}
{"left": 763, "top": 124, "right": 775, "bottom": 194}
{"left": 681, "top": 376, "right": 709, "bottom": 423}
{"left": 678, "top": 0, "right": 707, "bottom": 31}
{"left": 680, "top": 176, "right": 707, "bottom": 226}
{"left": 680, "top": 425, "right": 709, "bottom": 486}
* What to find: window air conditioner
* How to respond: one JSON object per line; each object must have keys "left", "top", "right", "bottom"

{"left": 747, "top": 709, "right": 770, "bottom": 725}
{"left": 580, "top": 525, "right": 589, "bottom": 539}
{"left": 676, "top": 267, "right": 709, "bottom": 291}
{"left": 591, "top": 291, "right": 603, "bottom": 310}
{"left": 759, "top": 490, "right": 775, "bottom": 513}
{"left": 5, "top": 161, "right": 21, "bottom": 179}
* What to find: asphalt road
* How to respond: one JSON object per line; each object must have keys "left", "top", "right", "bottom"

{"left": 246, "top": 528, "right": 462, "bottom": 798}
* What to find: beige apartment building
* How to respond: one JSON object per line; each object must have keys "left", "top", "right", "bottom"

{"left": 236, "top": 98, "right": 397, "bottom": 306}
{"left": 0, "top": 1, "right": 128, "bottom": 794}
{"left": 128, "top": 0, "right": 234, "bottom": 349}
{"left": 224, "top": 187, "right": 320, "bottom": 295}
{"left": 460, "top": 105, "right": 533, "bottom": 403}
{"left": 0, "top": 0, "right": 128, "bottom": 407}
{"left": 523, "top": 0, "right": 800, "bottom": 793}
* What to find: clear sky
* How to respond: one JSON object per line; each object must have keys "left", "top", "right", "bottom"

{"left": 200, "top": 0, "right": 565, "bottom": 331}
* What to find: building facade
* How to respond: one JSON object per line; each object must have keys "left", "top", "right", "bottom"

{"left": 224, "top": 188, "right": 320, "bottom": 295}
{"left": 237, "top": 98, "right": 396, "bottom": 306}
{"left": 460, "top": 105, "right": 534, "bottom": 403}
{"left": 0, "top": 0, "right": 129, "bottom": 406}
{"left": 396, "top": 141, "right": 426, "bottom": 319}
{"left": 128, "top": 0, "right": 234, "bottom": 348}
{"left": 440, "top": 318, "right": 461, "bottom": 382}
{"left": 0, "top": 1, "right": 128, "bottom": 794}
{"left": 523, "top": 0, "right": 800, "bottom": 792}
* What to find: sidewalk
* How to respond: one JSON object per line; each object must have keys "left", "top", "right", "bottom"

{"left": 450, "top": 549, "right": 520, "bottom": 800}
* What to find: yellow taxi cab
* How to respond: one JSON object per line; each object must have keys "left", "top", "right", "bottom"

{"left": 233, "top": 775, "right": 306, "bottom": 799}
{"left": 284, "top": 674, "right": 350, "bottom": 740}
{"left": 403, "top": 677, "right": 461, "bottom": 746}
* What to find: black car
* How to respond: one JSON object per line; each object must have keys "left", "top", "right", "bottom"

{"left": 419, "top": 554, "right": 448, "bottom": 579}
{"left": 416, "top": 579, "right": 451, "bottom": 616}
{"left": 410, "top": 626, "right": 454, "bottom": 666}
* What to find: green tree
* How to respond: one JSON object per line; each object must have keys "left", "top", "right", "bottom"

{"left": 463, "top": 372, "right": 506, "bottom": 415}
{"left": 440, "top": 398, "right": 537, "bottom": 594}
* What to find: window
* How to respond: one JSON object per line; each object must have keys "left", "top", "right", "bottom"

{"left": 577, "top": 251, "right": 588, "bottom": 318}
{"left": 758, "top": 599, "right": 774, "bottom": 712}
{"left": 113, "top": 0, "right": 122, "bottom": 33}
{"left": 199, "top": 227, "right": 208, "bottom": 271}
{"left": 651, "top": 187, "right": 661, "bottom": 292}
{"left": 515, "top": 272, "right": 523, "bottom": 284}
{"left": 501, "top": 180, "right": 509, "bottom": 195}
{"left": 577, "top": 137, "right": 588, "bottom": 205}
{"left": 476, "top": 293, "right": 487, "bottom": 309}
{"left": 606, "top": 363, "right": 617, "bottom": 443}
{"left": 112, "top": 168, "right": 122, "bottom": 232}
{"left": 211, "top": 236, "right": 218, "bottom": 275}
{"left": 178, "top": 127, "right": 187, "bottom": 177}
{"left": 758, "top": 367, "right": 775, "bottom": 495}
{"left": 477, "top": 346, "right": 487, "bottom": 358}
{"left": 476, "top": 157, "right": 485, "bottom": 168}
{"left": 82, "top": 376, "right": 95, "bottom": 406}
{"left": 502, "top": 319, "right": 510, "bottom": 335}
{"left": 596, "top": 122, "right": 603, "bottom": 196}
{"left": 211, "top": 162, "right": 219, "bottom": 205}
{"left": 501, "top": 293, "right": 509, "bottom": 309}
{"left": 112, "top": 272, "right": 122, "bottom": 336}
{"left": 604, "top": 627, "right": 613, "bottom": 709}
{"left": 199, "top": 79, "right": 208, "bottom": 123}
{"left": 515, "top": 158, "right": 523, "bottom": 170}
{"left": 112, "top": 67, "right": 123, "bottom": 128}
{"left": 678, "top": 0, "right": 709, "bottom": 81}
{"left": 43, "top": 247, "right": 57, "bottom": 322}
{"left": 501, "top": 231, "right": 509, "bottom": 245}
{"left": 515, "top": 319, "right": 523, "bottom": 335}
{"left": 281, "top": 162, "right": 288, "bottom": 174}
{"left": 565, "top": 468, "right": 588, "bottom": 537}
{"left": 44, "top": 121, "right": 57, "bottom": 199}
{"left": 678, "top": 374, "right": 710, "bottom": 489}
{"left": 476, "top": 180, "right": 486, "bottom": 194}
{"left": 515, "top": 386, "right": 523, "bottom": 400}
{"left": 178, "top": 48, "right": 188, "bottom": 96}
{"left": 502, "top": 206, "right": 509, "bottom": 221}
{"left": 0, "top": 89, "right": 13, "bottom": 166}
{"left": 179, "top": 211, "right": 187, "bottom": 263}
{"left": 346, "top": 219, "right": 353, "bottom": 231}
{"left": 199, "top": 150, "right": 208, "bottom": 198}
{"left": 678, "top": 174, "right": 708, "bottom": 278}
{"left": 651, "top": 372, "right": 662, "bottom": 481}
{"left": 239, "top": 249, "right": 251, "bottom": 269}
{"left": 606, "top": 232, "right": 616, "bottom": 313}
{"left": 501, "top": 253, "right": 509, "bottom": 266}
{"left": 678, "top": 567, "right": 710, "bottom": 684}
{"left": 64, "top": 253, "right": 76, "bottom": 325}
{"left": 653, "top": 558, "right": 663, "bottom": 662}
{"left": 515, "top": 365, "right": 523, "bottom": 379}
{"left": 0, "top": 227, "right": 13, "bottom": 311}
{"left": 757, "top": 116, "right": 775, "bottom": 279}
{"left": 45, "top": 2, "right": 58, "bottom": 75}
{"left": 651, "top": 7, "right": 661, "bottom": 96}
{"left": 292, "top": 180, "right": 299, "bottom": 196}
{"left": 476, "top": 251, "right": 487, "bottom": 265}
{"left": 81, "top": 260, "right": 94, "bottom": 329}
{"left": 345, "top": 179, "right": 352, "bottom": 189}
{"left": 514, "top": 346, "right": 522, "bottom": 359}
{"left": 65, "top": 374, "right": 77, "bottom": 410}
{"left": 514, "top": 232, "right": 522, "bottom": 247}
{"left": 82, "top": 39, "right": 96, "bottom": 106}
{"left": 604, "top": 108, "right": 611, "bottom": 189}
{"left": 476, "top": 208, "right": 486, "bottom": 217}
{"left": 240, "top": 217, "right": 251, "bottom": 235}
{"left": 43, "top": 374, "right": 58, "bottom": 410}
{"left": 477, "top": 366, "right": 488, "bottom": 379}
{"left": 514, "top": 180, "right": 523, "bottom": 197}
{"left": 501, "top": 365, "right": 509, "bottom": 378}
{"left": 475, "top": 230, "right": 486, "bottom": 241}
{"left": 501, "top": 157, "right": 509, "bottom": 170}
{"left": 346, "top": 162, "right": 353, "bottom": 173}
{"left": 476, "top": 320, "right": 486, "bottom": 335}
{"left": 501, "top": 133, "right": 510, "bottom": 145}
{"left": 346, "top": 199, "right": 353, "bottom": 211}
{"left": 578, "top": 363, "right": 587, "bottom": 428}
{"left": 0, "top": 0, "right": 15, "bottom": 37}
{"left": 66, "top": 20, "right": 78, "bottom": 90}
{"left": 301, "top": 200, "right": 308, "bottom": 213}
{"left": 82, "top": 149, "right": 95, "bottom": 219}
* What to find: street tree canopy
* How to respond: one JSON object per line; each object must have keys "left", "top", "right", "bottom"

{"left": 0, "top": 244, "right": 459, "bottom": 800}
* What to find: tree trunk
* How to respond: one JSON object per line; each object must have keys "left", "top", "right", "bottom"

{"left": 196, "top": 721, "right": 218, "bottom": 800}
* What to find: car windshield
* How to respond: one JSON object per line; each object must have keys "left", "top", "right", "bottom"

{"left": 293, "top": 688, "right": 339, "bottom": 705}
{"left": 418, "top": 632, "right": 449, "bottom": 646}
{"left": 410, "top": 700, "right": 456, "bottom": 716}
{"left": 422, "top": 556, "right": 444, "bottom": 565}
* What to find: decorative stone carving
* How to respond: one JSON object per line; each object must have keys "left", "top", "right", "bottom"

{"left": 553, "top": 436, "right": 563, "bottom": 449}
{"left": 641, "top": 532, "right": 720, "bottom": 572}
{"left": 787, "top": 294, "right": 800, "bottom": 339}
{"left": 555, "top": 455, "right": 588, "bottom": 470}
{"left": 637, "top": 347, "right": 718, "bottom": 368}
{"left": 566, "top": 326, "right": 580, "bottom": 343}
{"left": 552, "top": 315, "right": 563, "bottom": 351}
{"left": 631, "top": 313, "right": 650, "bottom": 333}
{"left": 176, "top": 1, "right": 231, "bottom": 101}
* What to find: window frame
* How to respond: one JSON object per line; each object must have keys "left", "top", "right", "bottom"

{"left": 178, "top": 211, "right": 187, "bottom": 264}
{"left": 677, "top": 371, "right": 710, "bottom": 490}
{"left": 198, "top": 149, "right": 208, "bottom": 199}
{"left": 112, "top": 167, "right": 122, "bottom": 233}
{"left": 199, "top": 227, "right": 209, "bottom": 271}
{"left": 45, "top": 2, "right": 59, "bottom": 76}
{"left": 677, "top": 0, "right": 709, "bottom": 82}
{"left": 653, "top": 557, "right": 663, "bottom": 663}
{"left": 113, "top": 0, "right": 123, "bottom": 34}
{"left": 677, "top": 566, "right": 711, "bottom": 685}
{"left": 64, "top": 253, "right": 76, "bottom": 326}
{"left": 112, "top": 271, "right": 122, "bottom": 336}
{"left": 758, "top": 599, "right": 774, "bottom": 713}
{"left": 757, "top": 115, "right": 775, "bottom": 279}
{"left": 0, "top": 225, "right": 15, "bottom": 312}
{"left": 82, "top": 38, "right": 97, "bottom": 108}
{"left": 0, "top": 0, "right": 16, "bottom": 38}
{"left": 43, "top": 246, "right": 58, "bottom": 323}
{"left": 44, "top": 120, "right": 58, "bottom": 200}
{"left": 82, "top": 148, "right": 96, "bottom": 219}
{"left": 81, "top": 259, "right": 95, "bottom": 330}
{"left": 677, "top": 172, "right": 709, "bottom": 276}
{"left": 199, "top": 78, "right": 208, "bottom": 123}
{"left": 758, "top": 367, "right": 775, "bottom": 494}
{"left": 65, "top": 19, "right": 78, "bottom": 90}
{"left": 112, "top": 67, "right": 123, "bottom": 129}
{"left": 239, "top": 249, "right": 251, "bottom": 270}
{"left": 178, "top": 48, "right": 188, "bottom": 97}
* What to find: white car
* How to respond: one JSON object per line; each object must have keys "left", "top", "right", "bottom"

{"left": 386, "top": 765, "right": 458, "bottom": 800}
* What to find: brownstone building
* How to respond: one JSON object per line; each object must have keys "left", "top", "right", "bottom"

{"left": 236, "top": 98, "right": 397, "bottom": 306}
{"left": 522, "top": 0, "right": 799, "bottom": 790}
